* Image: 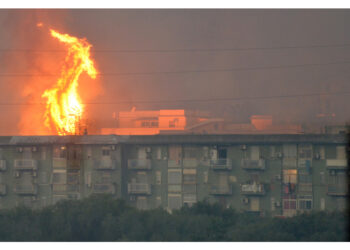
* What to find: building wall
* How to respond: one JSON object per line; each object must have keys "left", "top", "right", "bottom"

{"left": 0, "top": 135, "right": 348, "bottom": 217}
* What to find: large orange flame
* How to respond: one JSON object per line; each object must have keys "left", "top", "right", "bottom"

{"left": 41, "top": 29, "right": 97, "bottom": 135}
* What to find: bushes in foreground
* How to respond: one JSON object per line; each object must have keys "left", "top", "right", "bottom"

{"left": 0, "top": 195, "right": 348, "bottom": 241}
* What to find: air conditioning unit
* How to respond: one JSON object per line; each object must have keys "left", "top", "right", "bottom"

{"left": 32, "top": 171, "right": 37, "bottom": 177}
{"left": 32, "top": 146, "right": 37, "bottom": 152}
{"left": 110, "top": 145, "right": 116, "bottom": 151}
{"left": 276, "top": 152, "right": 283, "bottom": 158}
{"left": 275, "top": 201, "right": 281, "bottom": 207}
{"left": 17, "top": 147, "right": 23, "bottom": 153}
{"left": 146, "top": 147, "right": 152, "bottom": 153}
{"left": 241, "top": 145, "right": 247, "bottom": 151}
{"left": 212, "top": 145, "right": 217, "bottom": 149}
{"left": 242, "top": 198, "right": 249, "bottom": 204}
{"left": 14, "top": 171, "right": 20, "bottom": 178}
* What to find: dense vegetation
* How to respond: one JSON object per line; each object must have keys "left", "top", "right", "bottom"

{"left": 0, "top": 195, "right": 348, "bottom": 241}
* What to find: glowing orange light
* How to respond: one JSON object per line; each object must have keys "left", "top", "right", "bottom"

{"left": 37, "top": 22, "right": 43, "bottom": 28}
{"left": 41, "top": 28, "right": 97, "bottom": 135}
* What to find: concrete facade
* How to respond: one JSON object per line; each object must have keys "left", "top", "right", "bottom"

{"left": 0, "top": 134, "right": 348, "bottom": 216}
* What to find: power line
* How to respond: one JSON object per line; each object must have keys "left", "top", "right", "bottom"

{"left": 1, "top": 60, "right": 350, "bottom": 78}
{"left": 2, "top": 42, "right": 350, "bottom": 53}
{"left": 0, "top": 91, "right": 349, "bottom": 106}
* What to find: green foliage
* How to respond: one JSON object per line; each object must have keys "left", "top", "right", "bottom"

{"left": 0, "top": 195, "right": 348, "bottom": 241}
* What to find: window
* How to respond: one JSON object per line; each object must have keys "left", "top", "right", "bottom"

{"left": 156, "top": 171, "right": 161, "bottom": 184}
{"left": 299, "top": 174, "right": 312, "bottom": 184}
{"left": 283, "top": 144, "right": 297, "bottom": 158}
{"left": 283, "top": 200, "right": 296, "bottom": 209}
{"left": 218, "top": 148, "right": 227, "bottom": 159}
{"left": 168, "top": 194, "right": 182, "bottom": 210}
{"left": 136, "top": 196, "right": 148, "bottom": 210}
{"left": 283, "top": 169, "right": 298, "bottom": 184}
{"left": 102, "top": 149, "right": 110, "bottom": 156}
{"left": 298, "top": 200, "right": 312, "bottom": 210}
{"left": 53, "top": 146, "right": 66, "bottom": 158}
{"left": 250, "top": 146, "right": 260, "bottom": 160}
{"left": 168, "top": 170, "right": 182, "bottom": 184}
{"left": 298, "top": 144, "right": 313, "bottom": 159}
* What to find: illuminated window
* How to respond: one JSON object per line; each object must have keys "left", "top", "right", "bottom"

{"left": 283, "top": 169, "right": 298, "bottom": 184}
{"left": 53, "top": 146, "right": 66, "bottom": 158}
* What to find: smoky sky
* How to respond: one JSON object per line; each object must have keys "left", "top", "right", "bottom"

{"left": 1, "top": 9, "right": 350, "bottom": 135}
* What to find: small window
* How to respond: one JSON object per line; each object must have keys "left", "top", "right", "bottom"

{"left": 218, "top": 148, "right": 227, "bottom": 159}
{"left": 102, "top": 149, "right": 110, "bottom": 156}
{"left": 53, "top": 146, "right": 67, "bottom": 158}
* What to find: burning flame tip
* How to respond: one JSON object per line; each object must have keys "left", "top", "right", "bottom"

{"left": 42, "top": 28, "right": 97, "bottom": 136}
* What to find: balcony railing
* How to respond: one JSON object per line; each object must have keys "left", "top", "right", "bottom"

{"left": 14, "top": 159, "right": 38, "bottom": 170}
{"left": 241, "top": 159, "right": 265, "bottom": 170}
{"left": 327, "top": 184, "right": 349, "bottom": 196}
{"left": 210, "top": 185, "right": 232, "bottom": 195}
{"left": 93, "top": 184, "right": 115, "bottom": 194}
{"left": 53, "top": 158, "right": 67, "bottom": 169}
{"left": 182, "top": 158, "right": 198, "bottom": 168}
{"left": 210, "top": 158, "right": 232, "bottom": 170}
{"left": 14, "top": 184, "right": 37, "bottom": 195}
{"left": 0, "top": 160, "right": 6, "bottom": 171}
{"left": 326, "top": 159, "right": 348, "bottom": 170}
{"left": 241, "top": 183, "right": 266, "bottom": 195}
{"left": 168, "top": 159, "right": 182, "bottom": 168}
{"left": 0, "top": 183, "right": 6, "bottom": 195}
{"left": 127, "top": 159, "right": 151, "bottom": 170}
{"left": 94, "top": 158, "right": 115, "bottom": 170}
{"left": 127, "top": 183, "right": 151, "bottom": 195}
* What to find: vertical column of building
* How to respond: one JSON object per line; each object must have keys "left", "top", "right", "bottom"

{"left": 323, "top": 145, "right": 348, "bottom": 210}
{"left": 84, "top": 145, "right": 119, "bottom": 198}
{"left": 167, "top": 145, "right": 183, "bottom": 210}
{"left": 281, "top": 144, "right": 298, "bottom": 217}
{"left": 239, "top": 145, "right": 267, "bottom": 214}
{"left": 126, "top": 145, "right": 153, "bottom": 209}
{"left": 207, "top": 146, "right": 232, "bottom": 207}
{"left": 51, "top": 145, "right": 68, "bottom": 204}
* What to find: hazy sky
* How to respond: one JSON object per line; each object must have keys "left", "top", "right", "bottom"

{"left": 1, "top": 9, "right": 350, "bottom": 134}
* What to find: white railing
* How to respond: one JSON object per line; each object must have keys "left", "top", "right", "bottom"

{"left": 241, "top": 159, "right": 265, "bottom": 170}
{"left": 127, "top": 159, "right": 151, "bottom": 170}
{"left": 128, "top": 183, "right": 151, "bottom": 195}
{"left": 14, "top": 159, "right": 38, "bottom": 170}
{"left": 210, "top": 158, "right": 232, "bottom": 170}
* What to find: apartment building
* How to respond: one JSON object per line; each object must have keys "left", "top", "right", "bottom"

{"left": 0, "top": 134, "right": 348, "bottom": 217}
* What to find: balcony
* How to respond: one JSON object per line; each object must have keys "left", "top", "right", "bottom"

{"left": 0, "top": 183, "right": 6, "bottom": 195}
{"left": 327, "top": 184, "right": 349, "bottom": 196}
{"left": 94, "top": 158, "right": 115, "bottom": 170}
{"left": 210, "top": 159, "right": 232, "bottom": 170}
{"left": 127, "top": 183, "right": 151, "bottom": 195}
{"left": 183, "top": 158, "right": 198, "bottom": 168}
{"left": 241, "top": 159, "right": 265, "bottom": 170}
{"left": 53, "top": 158, "right": 67, "bottom": 169}
{"left": 168, "top": 159, "right": 182, "bottom": 168}
{"left": 241, "top": 183, "right": 266, "bottom": 195}
{"left": 14, "top": 159, "right": 38, "bottom": 170}
{"left": 127, "top": 159, "right": 151, "bottom": 170}
{"left": 210, "top": 185, "right": 232, "bottom": 195}
{"left": 326, "top": 159, "right": 348, "bottom": 170}
{"left": 52, "top": 184, "right": 67, "bottom": 193}
{"left": 0, "top": 160, "right": 6, "bottom": 171}
{"left": 93, "top": 183, "right": 116, "bottom": 194}
{"left": 14, "top": 184, "right": 38, "bottom": 195}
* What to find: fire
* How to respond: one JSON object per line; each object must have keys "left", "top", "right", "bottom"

{"left": 41, "top": 28, "right": 97, "bottom": 135}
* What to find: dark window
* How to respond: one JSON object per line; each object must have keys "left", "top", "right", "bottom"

{"left": 102, "top": 149, "right": 110, "bottom": 156}
{"left": 218, "top": 148, "right": 227, "bottom": 159}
